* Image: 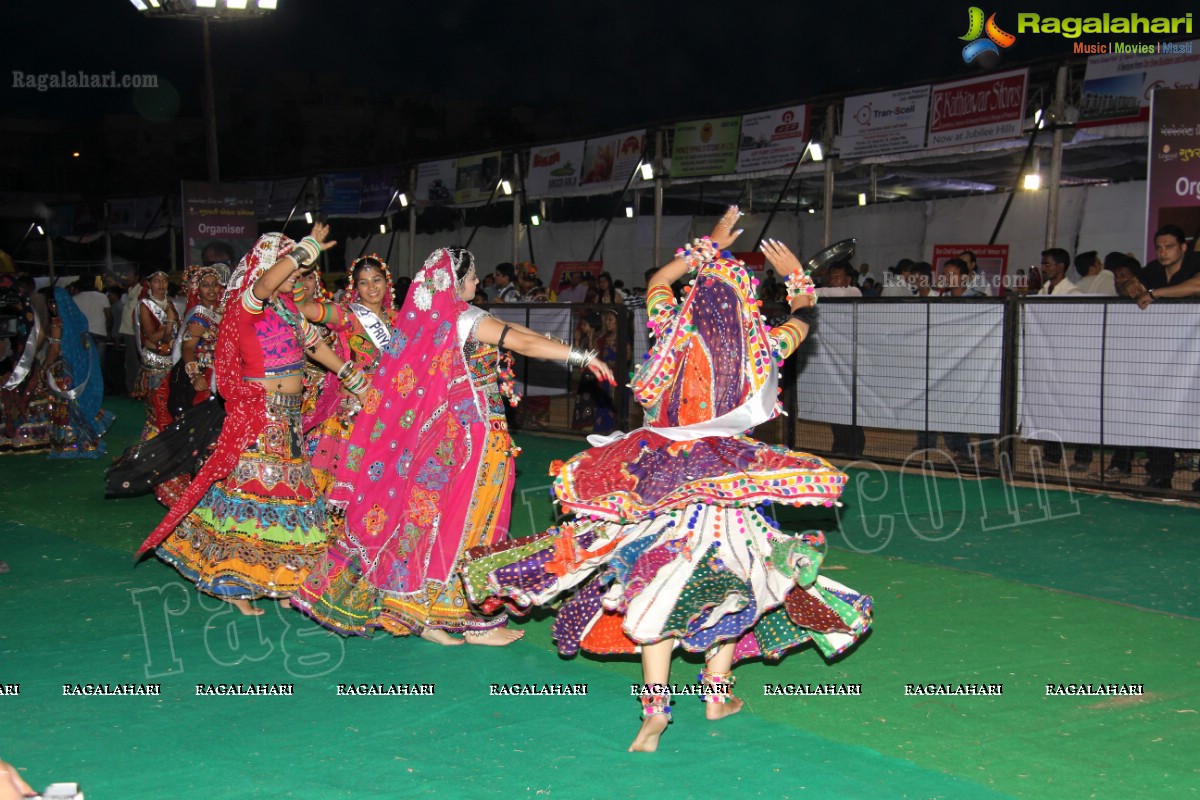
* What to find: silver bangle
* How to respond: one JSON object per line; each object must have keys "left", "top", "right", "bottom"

{"left": 567, "top": 347, "right": 597, "bottom": 369}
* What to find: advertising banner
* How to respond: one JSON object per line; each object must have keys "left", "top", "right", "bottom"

{"left": 928, "top": 68, "right": 1028, "bottom": 149}
{"left": 321, "top": 171, "right": 363, "bottom": 216}
{"left": 1079, "top": 41, "right": 1200, "bottom": 126}
{"left": 670, "top": 117, "right": 741, "bottom": 177}
{"left": 415, "top": 159, "right": 456, "bottom": 207}
{"left": 359, "top": 166, "right": 406, "bottom": 215}
{"left": 838, "top": 86, "right": 931, "bottom": 158}
{"left": 525, "top": 140, "right": 586, "bottom": 198}
{"left": 932, "top": 243, "right": 1011, "bottom": 295}
{"left": 1145, "top": 89, "right": 1200, "bottom": 260}
{"left": 181, "top": 181, "right": 257, "bottom": 267}
{"left": 580, "top": 130, "right": 646, "bottom": 190}
{"left": 736, "top": 104, "right": 810, "bottom": 172}
{"left": 455, "top": 151, "right": 502, "bottom": 205}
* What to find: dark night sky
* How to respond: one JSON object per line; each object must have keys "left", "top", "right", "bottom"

{"left": 4, "top": 0, "right": 1199, "bottom": 149}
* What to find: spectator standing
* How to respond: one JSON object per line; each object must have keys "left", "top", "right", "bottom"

{"left": 117, "top": 270, "right": 142, "bottom": 396}
{"left": 1036, "top": 249, "right": 1081, "bottom": 296}
{"left": 68, "top": 278, "right": 112, "bottom": 366}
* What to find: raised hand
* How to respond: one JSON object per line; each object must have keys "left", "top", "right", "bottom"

{"left": 708, "top": 205, "right": 744, "bottom": 250}
{"left": 760, "top": 239, "right": 803, "bottom": 277}
{"left": 310, "top": 221, "right": 338, "bottom": 252}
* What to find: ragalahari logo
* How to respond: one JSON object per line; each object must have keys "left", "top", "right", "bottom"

{"left": 960, "top": 7, "right": 1016, "bottom": 62}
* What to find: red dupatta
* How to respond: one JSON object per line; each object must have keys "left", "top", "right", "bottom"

{"left": 136, "top": 234, "right": 295, "bottom": 557}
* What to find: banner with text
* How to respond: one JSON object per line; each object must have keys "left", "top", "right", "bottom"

{"left": 736, "top": 104, "right": 810, "bottom": 173}
{"left": 321, "top": 172, "right": 363, "bottom": 217}
{"left": 838, "top": 86, "right": 931, "bottom": 159}
{"left": 1145, "top": 89, "right": 1200, "bottom": 261}
{"left": 526, "top": 140, "right": 586, "bottom": 198}
{"left": 670, "top": 116, "right": 742, "bottom": 177}
{"left": 580, "top": 130, "right": 646, "bottom": 191}
{"left": 928, "top": 68, "right": 1028, "bottom": 149}
{"left": 415, "top": 159, "right": 456, "bottom": 207}
{"left": 181, "top": 181, "right": 257, "bottom": 267}
{"left": 455, "top": 151, "right": 503, "bottom": 205}
{"left": 1079, "top": 40, "right": 1200, "bottom": 126}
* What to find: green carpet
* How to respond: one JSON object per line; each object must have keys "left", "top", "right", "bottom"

{"left": 1, "top": 398, "right": 1197, "bottom": 799}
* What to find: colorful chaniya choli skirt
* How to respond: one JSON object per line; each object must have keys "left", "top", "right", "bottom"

{"left": 156, "top": 391, "right": 328, "bottom": 599}
{"left": 295, "top": 424, "right": 515, "bottom": 637}
{"left": 463, "top": 429, "right": 873, "bottom": 662}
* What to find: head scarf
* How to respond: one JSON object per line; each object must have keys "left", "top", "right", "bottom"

{"left": 49, "top": 287, "right": 106, "bottom": 425}
{"left": 632, "top": 250, "right": 778, "bottom": 430}
{"left": 310, "top": 248, "right": 489, "bottom": 597}
{"left": 138, "top": 233, "right": 296, "bottom": 556}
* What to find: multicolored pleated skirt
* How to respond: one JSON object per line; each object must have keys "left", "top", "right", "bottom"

{"left": 294, "top": 427, "right": 514, "bottom": 637}
{"left": 156, "top": 391, "right": 328, "bottom": 599}
{"left": 462, "top": 430, "right": 873, "bottom": 663}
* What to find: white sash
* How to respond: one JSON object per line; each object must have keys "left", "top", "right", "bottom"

{"left": 349, "top": 303, "right": 391, "bottom": 351}
{"left": 2, "top": 312, "right": 42, "bottom": 390}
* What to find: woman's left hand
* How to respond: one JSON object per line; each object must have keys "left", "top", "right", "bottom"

{"left": 586, "top": 359, "right": 617, "bottom": 386}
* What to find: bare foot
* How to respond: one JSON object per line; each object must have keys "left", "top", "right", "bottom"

{"left": 465, "top": 627, "right": 525, "bottom": 646}
{"left": 419, "top": 628, "right": 465, "bottom": 646}
{"left": 705, "top": 696, "right": 744, "bottom": 720}
{"left": 226, "top": 598, "right": 264, "bottom": 616}
{"left": 628, "top": 714, "right": 670, "bottom": 752}
{"left": 279, "top": 598, "right": 292, "bottom": 609}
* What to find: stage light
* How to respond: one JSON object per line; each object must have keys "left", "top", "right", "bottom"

{"left": 807, "top": 142, "right": 824, "bottom": 162}
{"left": 808, "top": 208, "right": 815, "bottom": 214}
{"left": 258, "top": 0, "right": 278, "bottom": 8}
{"left": 72, "top": 152, "right": 80, "bottom": 158}
{"left": 625, "top": 205, "right": 634, "bottom": 218}
{"left": 304, "top": 211, "right": 314, "bottom": 224}
{"left": 858, "top": 193, "right": 867, "bottom": 206}
{"left": 398, "top": 193, "right": 409, "bottom": 208}
{"left": 226, "top": 0, "right": 248, "bottom": 8}
{"left": 500, "top": 179, "right": 513, "bottom": 196}
{"left": 195, "top": 0, "right": 217, "bottom": 7}
{"left": 36, "top": 224, "right": 45, "bottom": 235}
{"left": 639, "top": 162, "right": 654, "bottom": 181}
{"left": 530, "top": 214, "right": 541, "bottom": 226}
{"left": 1023, "top": 173, "right": 1041, "bottom": 190}
{"left": 148, "top": 0, "right": 160, "bottom": 6}
{"left": 379, "top": 223, "right": 387, "bottom": 234}
{"left": 129, "top": 0, "right": 149, "bottom": 10}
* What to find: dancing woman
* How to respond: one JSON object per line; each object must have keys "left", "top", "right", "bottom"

{"left": 132, "top": 270, "right": 181, "bottom": 439}
{"left": 136, "top": 225, "right": 371, "bottom": 616}
{"left": 298, "top": 255, "right": 400, "bottom": 498}
{"left": 44, "top": 287, "right": 114, "bottom": 458}
{"left": 293, "top": 247, "right": 615, "bottom": 645}
{"left": 462, "top": 207, "right": 873, "bottom": 750}
{"left": 149, "top": 263, "right": 228, "bottom": 507}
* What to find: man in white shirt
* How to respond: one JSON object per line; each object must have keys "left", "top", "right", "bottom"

{"left": 1036, "top": 249, "right": 1081, "bottom": 296}
{"left": 117, "top": 270, "right": 142, "bottom": 395}
{"left": 815, "top": 261, "right": 863, "bottom": 299}
{"left": 881, "top": 260, "right": 917, "bottom": 297}
{"left": 68, "top": 278, "right": 113, "bottom": 368}
{"left": 1072, "top": 251, "right": 1117, "bottom": 296}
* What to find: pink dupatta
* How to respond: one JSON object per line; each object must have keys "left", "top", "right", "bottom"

{"left": 321, "top": 249, "right": 489, "bottom": 595}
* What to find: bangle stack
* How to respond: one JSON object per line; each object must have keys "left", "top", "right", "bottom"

{"left": 290, "top": 236, "right": 321, "bottom": 269}
{"left": 676, "top": 236, "right": 718, "bottom": 271}
{"left": 567, "top": 347, "right": 598, "bottom": 369}
{"left": 292, "top": 286, "right": 307, "bottom": 303}
{"left": 301, "top": 320, "right": 322, "bottom": 350}
{"left": 785, "top": 269, "right": 817, "bottom": 305}
{"left": 339, "top": 364, "right": 368, "bottom": 394}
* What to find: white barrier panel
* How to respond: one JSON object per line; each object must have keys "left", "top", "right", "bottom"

{"left": 796, "top": 301, "right": 1003, "bottom": 433}
{"left": 1020, "top": 303, "right": 1200, "bottom": 448}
